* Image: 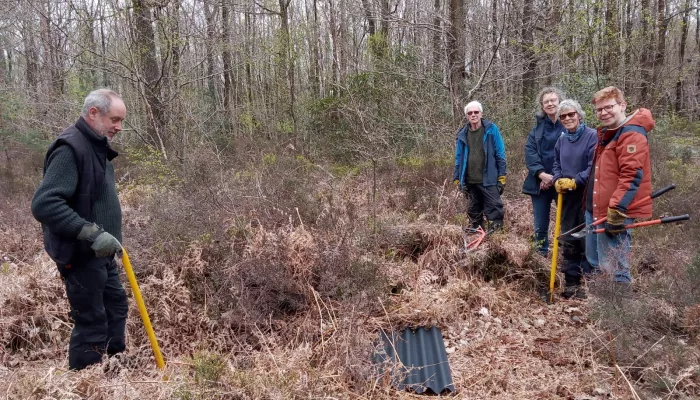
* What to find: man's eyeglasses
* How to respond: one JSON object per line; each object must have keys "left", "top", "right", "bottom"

{"left": 559, "top": 111, "right": 578, "bottom": 120}
{"left": 467, "top": 111, "right": 480, "bottom": 116}
{"left": 542, "top": 98, "right": 559, "bottom": 105}
{"left": 595, "top": 103, "right": 619, "bottom": 114}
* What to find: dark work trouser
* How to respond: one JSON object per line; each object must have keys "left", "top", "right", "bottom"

{"left": 558, "top": 188, "right": 592, "bottom": 287}
{"left": 58, "top": 256, "right": 128, "bottom": 370}
{"left": 464, "top": 183, "right": 504, "bottom": 228}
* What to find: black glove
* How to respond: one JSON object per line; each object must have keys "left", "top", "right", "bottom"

{"left": 78, "top": 223, "right": 123, "bottom": 258}
{"left": 604, "top": 208, "right": 627, "bottom": 237}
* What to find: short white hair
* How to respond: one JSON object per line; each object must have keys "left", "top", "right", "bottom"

{"left": 80, "top": 88, "right": 122, "bottom": 117}
{"left": 464, "top": 101, "right": 483, "bottom": 115}
{"left": 557, "top": 99, "right": 586, "bottom": 120}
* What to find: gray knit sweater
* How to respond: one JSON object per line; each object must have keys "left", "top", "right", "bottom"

{"left": 31, "top": 144, "right": 122, "bottom": 243}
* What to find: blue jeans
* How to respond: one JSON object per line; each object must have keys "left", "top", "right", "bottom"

{"left": 597, "top": 217, "right": 634, "bottom": 283}
{"left": 585, "top": 211, "right": 599, "bottom": 268}
{"left": 530, "top": 188, "right": 557, "bottom": 255}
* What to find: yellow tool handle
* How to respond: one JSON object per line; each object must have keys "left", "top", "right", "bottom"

{"left": 549, "top": 192, "right": 564, "bottom": 304}
{"left": 121, "top": 249, "right": 165, "bottom": 370}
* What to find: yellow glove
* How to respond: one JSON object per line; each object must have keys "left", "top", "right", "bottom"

{"left": 497, "top": 176, "right": 506, "bottom": 195}
{"left": 554, "top": 178, "right": 576, "bottom": 193}
{"left": 453, "top": 179, "right": 460, "bottom": 187}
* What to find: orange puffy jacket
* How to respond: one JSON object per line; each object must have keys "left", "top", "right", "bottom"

{"left": 590, "top": 109, "right": 655, "bottom": 220}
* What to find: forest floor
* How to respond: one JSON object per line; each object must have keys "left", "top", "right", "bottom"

{"left": 1, "top": 151, "right": 698, "bottom": 399}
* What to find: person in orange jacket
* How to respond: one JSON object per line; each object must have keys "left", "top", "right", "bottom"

{"left": 585, "top": 86, "right": 654, "bottom": 288}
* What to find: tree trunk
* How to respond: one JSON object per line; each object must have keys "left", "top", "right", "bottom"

{"left": 132, "top": 0, "right": 167, "bottom": 157}
{"left": 276, "top": 0, "right": 297, "bottom": 143}
{"left": 100, "top": 6, "right": 109, "bottom": 87}
{"left": 221, "top": 0, "right": 233, "bottom": 119}
{"left": 545, "top": 0, "right": 562, "bottom": 83}
{"left": 40, "top": 1, "right": 62, "bottom": 97}
{"left": 338, "top": 0, "right": 348, "bottom": 79}
{"left": 245, "top": 10, "right": 254, "bottom": 106}
{"left": 623, "top": 0, "right": 633, "bottom": 93}
{"left": 171, "top": 0, "right": 181, "bottom": 91}
{"left": 652, "top": 0, "right": 668, "bottom": 107}
{"left": 361, "top": 0, "right": 377, "bottom": 36}
{"left": 448, "top": 0, "right": 465, "bottom": 124}
{"left": 491, "top": 0, "right": 498, "bottom": 47}
{"left": 432, "top": 0, "right": 442, "bottom": 70}
{"left": 0, "top": 41, "right": 5, "bottom": 84}
{"left": 5, "top": 47, "right": 12, "bottom": 84}
{"left": 23, "top": 21, "right": 38, "bottom": 93}
{"left": 204, "top": 1, "right": 218, "bottom": 102}
{"left": 675, "top": 0, "right": 690, "bottom": 112}
{"left": 521, "top": 0, "right": 536, "bottom": 108}
{"left": 696, "top": 2, "right": 699, "bottom": 115}
{"left": 603, "top": 0, "right": 618, "bottom": 79}
{"left": 306, "top": 0, "right": 321, "bottom": 96}
{"left": 328, "top": 0, "right": 340, "bottom": 89}
{"left": 380, "top": 0, "right": 390, "bottom": 37}
{"left": 565, "top": 0, "right": 574, "bottom": 62}
{"left": 80, "top": 16, "right": 98, "bottom": 90}
{"left": 639, "top": 0, "right": 652, "bottom": 103}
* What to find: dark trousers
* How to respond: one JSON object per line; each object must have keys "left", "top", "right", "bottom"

{"left": 530, "top": 187, "right": 558, "bottom": 256}
{"left": 58, "top": 256, "right": 128, "bottom": 370}
{"left": 558, "top": 189, "right": 592, "bottom": 287}
{"left": 464, "top": 183, "right": 504, "bottom": 227}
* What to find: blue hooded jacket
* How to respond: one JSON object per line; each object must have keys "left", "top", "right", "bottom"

{"left": 452, "top": 119, "right": 507, "bottom": 187}
{"left": 521, "top": 115, "right": 565, "bottom": 195}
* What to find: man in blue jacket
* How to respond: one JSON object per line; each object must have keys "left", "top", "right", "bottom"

{"left": 452, "top": 101, "right": 507, "bottom": 233}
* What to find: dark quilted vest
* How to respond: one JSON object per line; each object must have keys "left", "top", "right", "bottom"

{"left": 41, "top": 118, "right": 115, "bottom": 264}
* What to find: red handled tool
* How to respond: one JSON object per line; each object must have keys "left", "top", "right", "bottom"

{"left": 571, "top": 214, "right": 690, "bottom": 238}
{"left": 558, "top": 184, "right": 676, "bottom": 241}
{"left": 463, "top": 226, "right": 487, "bottom": 252}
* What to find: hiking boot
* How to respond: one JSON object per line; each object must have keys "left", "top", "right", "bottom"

{"left": 561, "top": 286, "right": 578, "bottom": 299}
{"left": 487, "top": 220, "right": 504, "bottom": 234}
{"left": 468, "top": 220, "right": 485, "bottom": 231}
{"left": 574, "top": 286, "right": 587, "bottom": 299}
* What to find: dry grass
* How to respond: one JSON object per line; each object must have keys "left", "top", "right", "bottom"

{"left": 1, "top": 151, "right": 698, "bottom": 399}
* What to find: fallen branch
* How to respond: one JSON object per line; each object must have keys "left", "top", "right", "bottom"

{"left": 615, "top": 364, "right": 642, "bottom": 400}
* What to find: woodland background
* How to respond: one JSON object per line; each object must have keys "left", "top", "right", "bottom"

{"left": 1, "top": 0, "right": 700, "bottom": 399}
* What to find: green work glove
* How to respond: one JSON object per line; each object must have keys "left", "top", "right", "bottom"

{"left": 78, "top": 223, "right": 123, "bottom": 258}
{"left": 497, "top": 176, "right": 506, "bottom": 195}
{"left": 604, "top": 207, "right": 628, "bottom": 237}
{"left": 554, "top": 178, "right": 576, "bottom": 193}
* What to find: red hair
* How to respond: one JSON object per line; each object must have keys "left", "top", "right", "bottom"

{"left": 592, "top": 86, "right": 625, "bottom": 104}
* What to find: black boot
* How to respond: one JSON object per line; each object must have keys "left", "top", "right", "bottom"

{"left": 487, "top": 220, "right": 503, "bottom": 234}
{"left": 467, "top": 219, "right": 484, "bottom": 232}
{"left": 562, "top": 285, "right": 587, "bottom": 299}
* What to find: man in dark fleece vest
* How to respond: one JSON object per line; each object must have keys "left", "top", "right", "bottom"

{"left": 31, "top": 89, "right": 128, "bottom": 370}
